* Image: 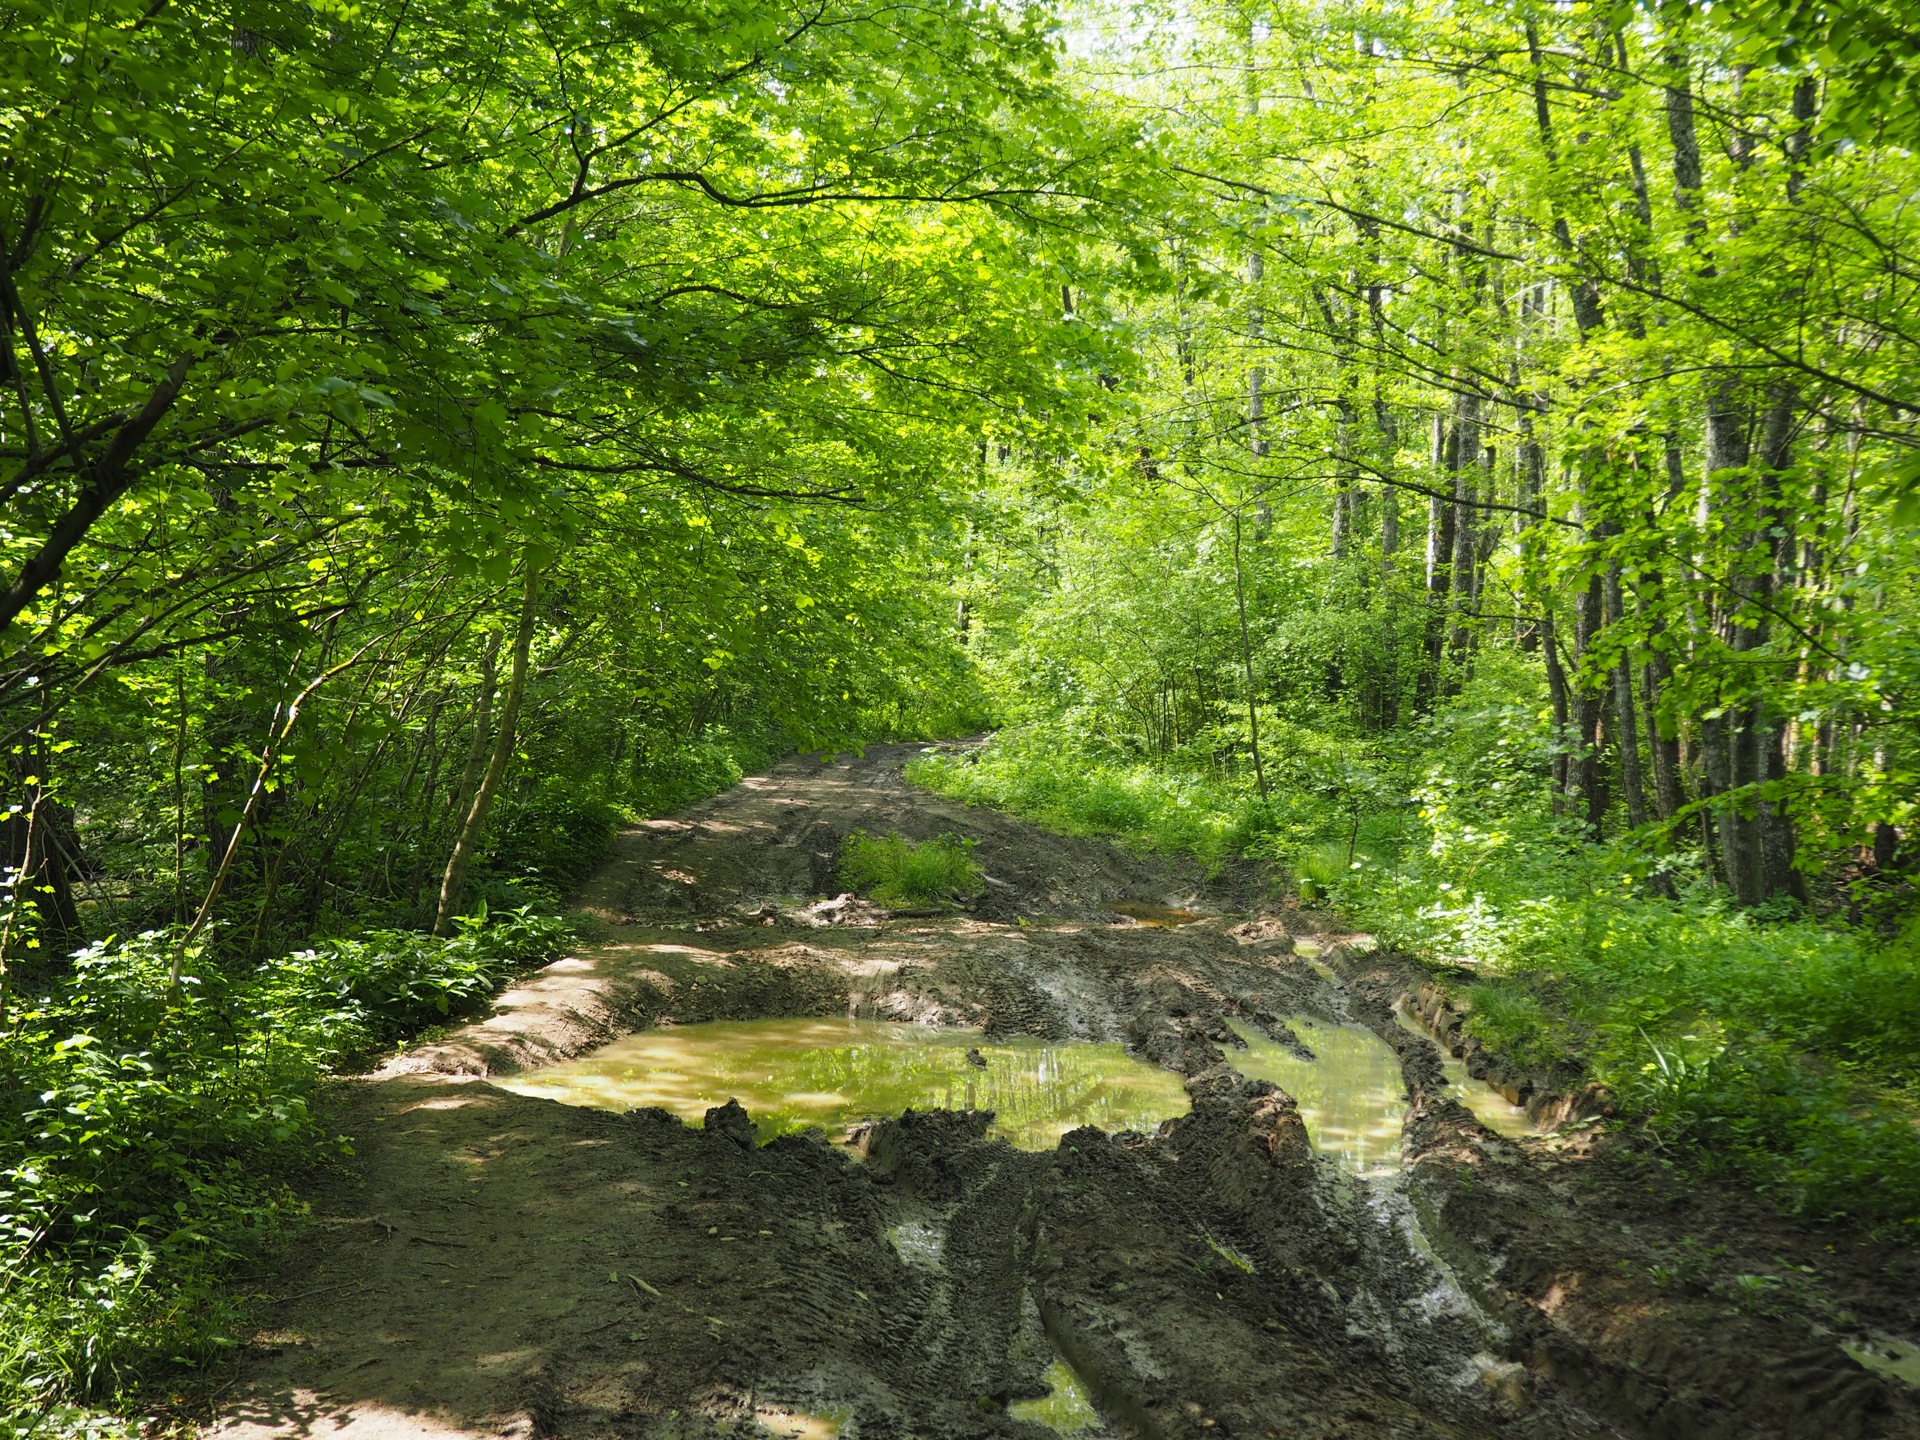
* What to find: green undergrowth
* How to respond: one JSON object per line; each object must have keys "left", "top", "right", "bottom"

{"left": 910, "top": 726, "right": 1920, "bottom": 1235}
{"left": 906, "top": 734, "right": 1280, "bottom": 869}
{"left": 839, "top": 831, "right": 986, "bottom": 908}
{"left": 0, "top": 907, "right": 571, "bottom": 1426}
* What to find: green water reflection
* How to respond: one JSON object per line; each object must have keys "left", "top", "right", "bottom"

{"left": 1390, "top": 1009, "right": 1537, "bottom": 1138}
{"left": 1845, "top": 1333, "right": 1920, "bottom": 1388}
{"left": 497, "top": 1017, "right": 1191, "bottom": 1149}
{"left": 1227, "top": 1019, "right": 1407, "bottom": 1174}
{"left": 1009, "top": 1359, "right": 1102, "bottom": 1432}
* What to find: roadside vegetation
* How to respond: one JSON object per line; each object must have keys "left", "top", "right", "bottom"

{"left": 914, "top": 698, "right": 1920, "bottom": 1231}
{"left": 0, "top": 910, "right": 570, "bottom": 1425}
{"left": 902, "top": 0, "right": 1920, "bottom": 1239}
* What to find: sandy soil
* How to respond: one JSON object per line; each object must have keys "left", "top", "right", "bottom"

{"left": 207, "top": 744, "right": 1920, "bottom": 1440}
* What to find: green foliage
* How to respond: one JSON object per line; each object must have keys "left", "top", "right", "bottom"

{"left": 485, "top": 790, "right": 623, "bottom": 897}
{"left": 838, "top": 831, "right": 986, "bottom": 909}
{"left": 1290, "top": 843, "right": 1352, "bottom": 904}
{"left": 623, "top": 732, "right": 769, "bottom": 823}
{"left": 0, "top": 910, "right": 568, "bottom": 1418}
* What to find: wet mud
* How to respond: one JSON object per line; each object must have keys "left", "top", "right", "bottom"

{"left": 212, "top": 744, "right": 1920, "bottom": 1440}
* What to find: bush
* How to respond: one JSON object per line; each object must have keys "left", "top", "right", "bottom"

{"left": 485, "top": 788, "right": 622, "bottom": 895}
{"left": 626, "top": 732, "right": 766, "bottom": 818}
{"left": 0, "top": 908, "right": 570, "bottom": 1421}
{"left": 839, "top": 831, "right": 986, "bottom": 908}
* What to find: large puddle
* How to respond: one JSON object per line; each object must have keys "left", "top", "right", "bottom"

{"left": 497, "top": 1018, "right": 1192, "bottom": 1149}
{"left": 1228, "top": 1020, "right": 1407, "bottom": 1174}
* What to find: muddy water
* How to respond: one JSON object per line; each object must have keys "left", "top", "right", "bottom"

{"left": 1390, "top": 1009, "right": 1538, "bottom": 1137}
{"left": 1846, "top": 1333, "right": 1920, "bottom": 1388}
{"left": 1106, "top": 901, "right": 1203, "bottom": 927}
{"left": 1009, "top": 1359, "right": 1101, "bottom": 1432}
{"left": 1227, "top": 1019, "right": 1406, "bottom": 1174}
{"left": 497, "top": 1017, "right": 1191, "bottom": 1148}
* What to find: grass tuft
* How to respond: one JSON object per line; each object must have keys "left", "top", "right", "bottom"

{"left": 839, "top": 831, "right": 986, "bottom": 908}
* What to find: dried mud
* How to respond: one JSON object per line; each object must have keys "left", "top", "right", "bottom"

{"left": 211, "top": 744, "right": 1920, "bottom": 1440}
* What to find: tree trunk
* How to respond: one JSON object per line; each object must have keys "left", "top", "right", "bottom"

{"left": 1541, "top": 610, "right": 1572, "bottom": 813}
{"left": 1, "top": 748, "right": 81, "bottom": 954}
{"left": 1641, "top": 656, "right": 1683, "bottom": 821}
{"left": 1700, "top": 714, "right": 1755, "bottom": 900}
{"left": 436, "top": 566, "right": 541, "bottom": 935}
{"left": 1567, "top": 573, "right": 1606, "bottom": 833}
{"left": 1605, "top": 564, "right": 1649, "bottom": 828}
{"left": 447, "top": 634, "right": 502, "bottom": 843}
{"left": 1446, "top": 393, "right": 1480, "bottom": 678}
{"left": 1231, "top": 511, "right": 1269, "bottom": 800}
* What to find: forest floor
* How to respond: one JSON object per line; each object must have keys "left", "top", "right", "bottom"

{"left": 204, "top": 744, "right": 1920, "bottom": 1440}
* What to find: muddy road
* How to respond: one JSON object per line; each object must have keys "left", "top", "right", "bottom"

{"left": 213, "top": 744, "right": 1920, "bottom": 1440}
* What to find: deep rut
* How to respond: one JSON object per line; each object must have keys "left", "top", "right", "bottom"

{"left": 210, "top": 744, "right": 1920, "bottom": 1440}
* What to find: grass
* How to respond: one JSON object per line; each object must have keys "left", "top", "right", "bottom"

{"left": 905, "top": 735, "right": 1276, "bottom": 870}
{"left": 910, "top": 723, "right": 1920, "bottom": 1236}
{"left": 839, "top": 831, "right": 986, "bottom": 908}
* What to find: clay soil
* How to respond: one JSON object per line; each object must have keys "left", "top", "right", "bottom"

{"left": 208, "top": 744, "right": 1920, "bottom": 1440}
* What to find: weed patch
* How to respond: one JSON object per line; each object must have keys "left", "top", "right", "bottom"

{"left": 839, "top": 831, "right": 985, "bottom": 908}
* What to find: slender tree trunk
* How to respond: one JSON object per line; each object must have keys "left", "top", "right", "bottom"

{"left": 436, "top": 566, "right": 541, "bottom": 935}
{"left": 1, "top": 737, "right": 79, "bottom": 948}
{"left": 172, "top": 655, "right": 190, "bottom": 921}
{"left": 447, "top": 634, "right": 502, "bottom": 841}
{"left": 1605, "top": 563, "right": 1649, "bottom": 827}
{"left": 1231, "top": 511, "right": 1269, "bottom": 800}
{"left": 1331, "top": 397, "right": 1354, "bottom": 557}
{"left": 1515, "top": 407, "right": 1546, "bottom": 651}
{"left": 1446, "top": 393, "right": 1480, "bottom": 678}
{"left": 1700, "top": 713, "right": 1752, "bottom": 898}
{"left": 1641, "top": 655, "right": 1683, "bottom": 821}
{"left": 1567, "top": 573, "right": 1606, "bottom": 832}
{"left": 1541, "top": 610, "right": 1572, "bottom": 813}
{"left": 1426, "top": 413, "right": 1453, "bottom": 592}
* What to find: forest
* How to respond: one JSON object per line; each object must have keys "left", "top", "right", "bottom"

{"left": 2, "top": 0, "right": 1919, "bottom": 1428}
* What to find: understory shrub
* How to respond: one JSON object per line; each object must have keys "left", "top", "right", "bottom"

{"left": 625, "top": 730, "right": 772, "bottom": 819}
{"left": 0, "top": 908, "right": 570, "bottom": 1422}
{"left": 839, "top": 831, "right": 986, "bottom": 908}
{"left": 485, "top": 788, "right": 623, "bottom": 895}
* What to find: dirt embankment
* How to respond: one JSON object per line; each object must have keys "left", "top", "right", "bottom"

{"left": 211, "top": 744, "right": 1920, "bottom": 1440}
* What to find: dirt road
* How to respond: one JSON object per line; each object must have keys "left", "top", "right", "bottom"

{"left": 210, "top": 744, "right": 1920, "bottom": 1440}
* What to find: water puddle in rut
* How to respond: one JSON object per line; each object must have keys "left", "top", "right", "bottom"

{"left": 1106, "top": 901, "right": 1203, "bottom": 927}
{"left": 1228, "top": 1019, "right": 1406, "bottom": 1174}
{"left": 1389, "top": 1008, "right": 1538, "bottom": 1137}
{"left": 498, "top": 1017, "right": 1191, "bottom": 1148}
{"left": 1846, "top": 1332, "right": 1920, "bottom": 1388}
{"left": 1009, "top": 1358, "right": 1102, "bottom": 1432}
